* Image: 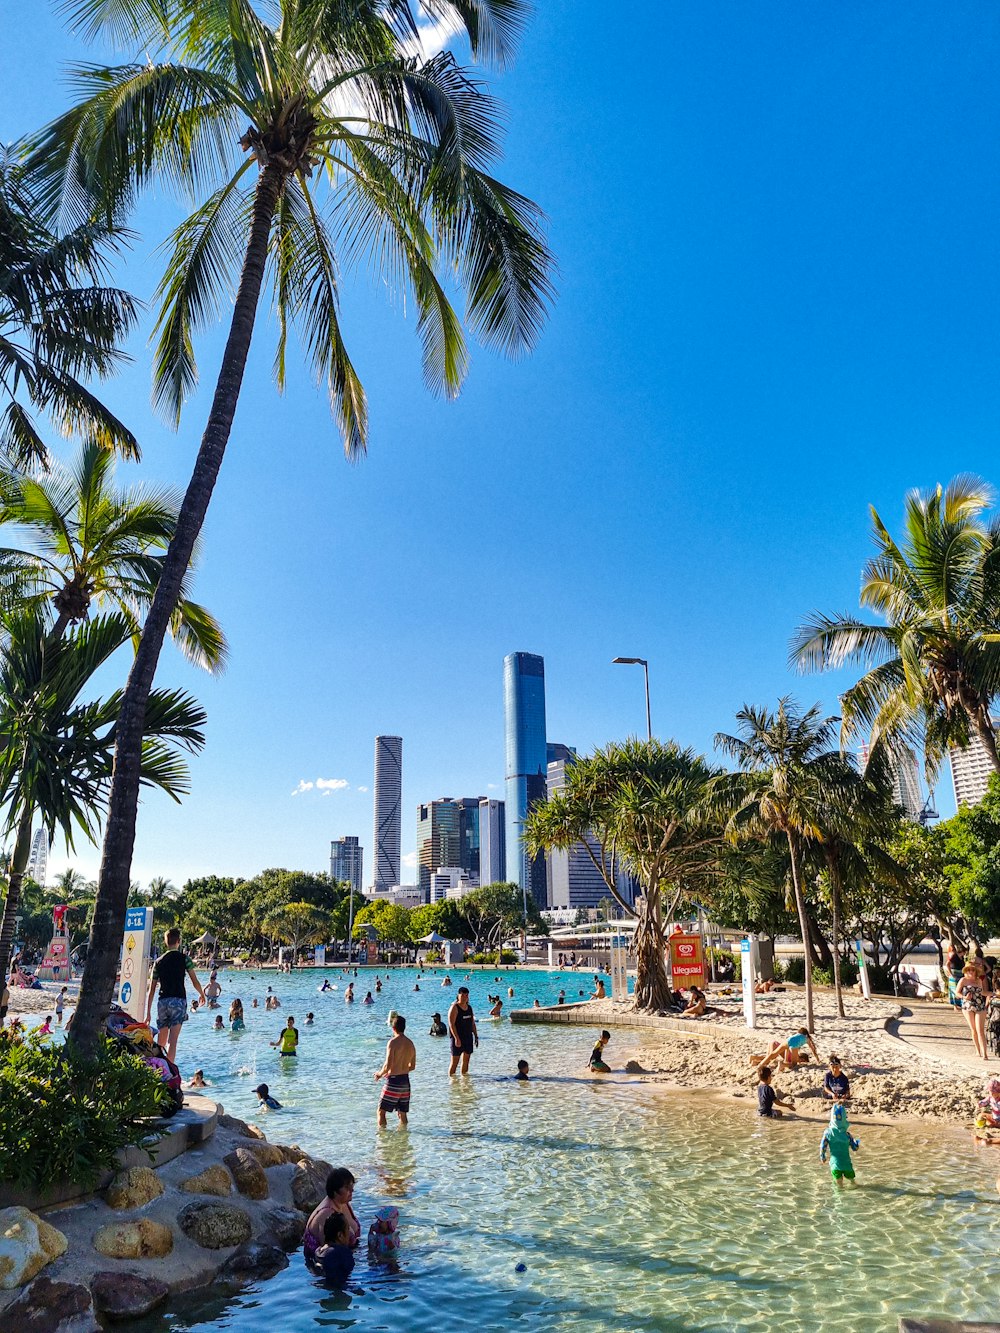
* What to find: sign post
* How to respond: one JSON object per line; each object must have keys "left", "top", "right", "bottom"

{"left": 668, "top": 931, "right": 705, "bottom": 990}
{"left": 314, "top": 944, "right": 326, "bottom": 969}
{"left": 855, "top": 939, "right": 871, "bottom": 1001}
{"left": 610, "top": 935, "right": 629, "bottom": 1001}
{"left": 119, "top": 906, "right": 153, "bottom": 1022}
{"left": 740, "top": 938, "right": 757, "bottom": 1029}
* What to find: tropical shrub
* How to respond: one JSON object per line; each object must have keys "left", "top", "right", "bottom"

{"left": 468, "top": 950, "right": 519, "bottom": 964}
{"left": 811, "top": 959, "right": 859, "bottom": 988}
{"left": 0, "top": 1026, "right": 170, "bottom": 1190}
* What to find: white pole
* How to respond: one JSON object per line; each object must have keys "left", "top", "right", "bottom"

{"left": 347, "top": 883, "right": 355, "bottom": 967}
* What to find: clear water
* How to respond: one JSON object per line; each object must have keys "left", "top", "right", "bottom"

{"left": 128, "top": 967, "right": 1000, "bottom": 1332}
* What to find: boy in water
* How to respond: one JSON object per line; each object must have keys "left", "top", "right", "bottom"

{"left": 757, "top": 1067, "right": 794, "bottom": 1118}
{"left": 375, "top": 1014, "right": 416, "bottom": 1128}
{"left": 271, "top": 1015, "right": 299, "bottom": 1056}
{"left": 515, "top": 1060, "right": 530, "bottom": 1080}
{"left": 254, "top": 1083, "right": 282, "bottom": 1110}
{"left": 590, "top": 1031, "right": 611, "bottom": 1073}
{"left": 315, "top": 1211, "right": 355, "bottom": 1285}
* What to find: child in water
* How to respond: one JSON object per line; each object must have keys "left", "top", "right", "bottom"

{"left": 213, "top": 1015, "right": 224, "bottom": 1031}
{"left": 368, "top": 1206, "right": 400, "bottom": 1258}
{"left": 315, "top": 1212, "right": 355, "bottom": 1285}
{"left": 272, "top": 1016, "right": 299, "bottom": 1056}
{"left": 254, "top": 1082, "right": 282, "bottom": 1110}
{"left": 590, "top": 1031, "right": 611, "bottom": 1073}
{"left": 820, "top": 1103, "right": 859, "bottom": 1183}
{"left": 515, "top": 1060, "right": 530, "bottom": 1080}
{"left": 230, "top": 999, "right": 245, "bottom": 1032}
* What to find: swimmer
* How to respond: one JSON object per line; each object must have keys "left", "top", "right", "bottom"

{"left": 589, "top": 1030, "right": 611, "bottom": 1073}
{"left": 364, "top": 992, "right": 374, "bottom": 1005}
{"left": 413, "top": 983, "right": 420, "bottom": 992}
{"left": 533, "top": 998, "right": 541, "bottom": 1009}
{"left": 315, "top": 1211, "right": 354, "bottom": 1285}
{"left": 187, "top": 1069, "right": 208, "bottom": 1088}
{"left": 229, "top": 998, "right": 245, "bottom": 1031}
{"left": 375, "top": 979, "right": 382, "bottom": 993}
{"left": 508, "top": 987, "right": 514, "bottom": 998}
{"left": 345, "top": 984, "right": 355, "bottom": 1003}
{"left": 429, "top": 1012, "right": 447, "bottom": 1036}
{"left": 374, "top": 1014, "right": 416, "bottom": 1128}
{"left": 489, "top": 997, "right": 503, "bottom": 1017}
{"left": 320, "top": 978, "right": 332, "bottom": 992}
{"left": 515, "top": 1059, "right": 530, "bottom": 1081}
{"left": 213, "top": 1015, "right": 224, "bottom": 1031}
{"left": 591, "top": 979, "right": 607, "bottom": 999}
{"left": 305, "top": 1012, "right": 315, "bottom": 1025}
{"left": 254, "top": 1082, "right": 282, "bottom": 1110}
{"left": 271, "top": 1015, "right": 299, "bottom": 1056}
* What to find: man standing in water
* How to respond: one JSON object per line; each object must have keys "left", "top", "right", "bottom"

{"left": 145, "top": 927, "right": 207, "bottom": 1063}
{"left": 448, "top": 986, "right": 479, "bottom": 1076}
{"left": 374, "top": 1014, "right": 416, "bottom": 1128}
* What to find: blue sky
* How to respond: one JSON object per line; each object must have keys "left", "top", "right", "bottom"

{"left": 2, "top": 2, "right": 999, "bottom": 887}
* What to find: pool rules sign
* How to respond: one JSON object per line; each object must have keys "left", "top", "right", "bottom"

{"left": 119, "top": 906, "right": 153, "bottom": 1021}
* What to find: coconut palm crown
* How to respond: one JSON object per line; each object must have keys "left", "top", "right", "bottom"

{"left": 792, "top": 476, "right": 1000, "bottom": 780}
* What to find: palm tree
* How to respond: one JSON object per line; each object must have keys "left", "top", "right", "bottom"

{"left": 0, "top": 441, "right": 226, "bottom": 665}
{"left": 526, "top": 739, "right": 720, "bottom": 1011}
{"left": 0, "top": 607, "right": 206, "bottom": 986}
{"left": 792, "top": 476, "right": 1000, "bottom": 779}
{"left": 30, "top": 0, "right": 552, "bottom": 1051}
{"left": 0, "top": 147, "right": 137, "bottom": 465}
{"left": 712, "top": 700, "right": 856, "bottom": 1031}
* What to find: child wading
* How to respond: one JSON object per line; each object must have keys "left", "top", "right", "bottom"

{"left": 820, "top": 1104, "right": 859, "bottom": 1183}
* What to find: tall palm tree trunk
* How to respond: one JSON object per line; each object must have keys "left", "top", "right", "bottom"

{"left": 827, "top": 855, "right": 845, "bottom": 1019}
{"left": 786, "top": 832, "right": 815, "bottom": 1031}
{"left": 632, "top": 884, "right": 674, "bottom": 1011}
{"left": 72, "top": 164, "right": 284, "bottom": 1053}
{"left": 0, "top": 807, "right": 40, "bottom": 989}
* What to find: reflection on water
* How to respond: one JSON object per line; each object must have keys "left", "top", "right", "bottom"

{"left": 131, "top": 967, "right": 1000, "bottom": 1333}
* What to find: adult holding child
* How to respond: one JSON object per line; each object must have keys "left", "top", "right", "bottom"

{"left": 145, "top": 927, "right": 207, "bottom": 1063}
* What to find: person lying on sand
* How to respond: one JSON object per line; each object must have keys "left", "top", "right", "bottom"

{"left": 749, "top": 1028, "right": 820, "bottom": 1072}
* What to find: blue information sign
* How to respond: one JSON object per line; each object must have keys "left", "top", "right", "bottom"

{"left": 120, "top": 982, "right": 132, "bottom": 1004}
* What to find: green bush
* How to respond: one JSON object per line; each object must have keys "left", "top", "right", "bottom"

{"left": 0, "top": 1027, "right": 171, "bottom": 1191}
{"left": 783, "top": 956, "right": 806, "bottom": 984}
{"left": 468, "top": 949, "right": 518, "bottom": 964}
{"left": 811, "top": 959, "right": 860, "bottom": 988}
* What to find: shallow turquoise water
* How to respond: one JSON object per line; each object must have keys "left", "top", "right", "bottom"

{"left": 130, "top": 967, "right": 1000, "bottom": 1332}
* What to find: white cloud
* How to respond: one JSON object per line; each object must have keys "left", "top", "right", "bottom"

{"left": 487, "top": 782, "right": 499, "bottom": 790}
{"left": 291, "top": 780, "right": 315, "bottom": 797}
{"left": 401, "top": 851, "right": 418, "bottom": 869}
{"left": 405, "top": 7, "right": 465, "bottom": 59}
{"left": 316, "top": 778, "right": 349, "bottom": 791}
{"left": 357, "top": 786, "right": 369, "bottom": 793}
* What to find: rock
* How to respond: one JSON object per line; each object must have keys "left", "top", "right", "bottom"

{"left": 103, "top": 1166, "right": 164, "bottom": 1211}
{"left": 241, "top": 1139, "right": 286, "bottom": 1168}
{"left": 1, "top": 1275, "right": 99, "bottom": 1331}
{"left": 276, "top": 1142, "right": 308, "bottom": 1164}
{"left": 92, "top": 1219, "right": 173, "bottom": 1260}
{"left": 624, "top": 1060, "right": 648, "bottom": 1074}
{"left": 261, "top": 1207, "right": 306, "bottom": 1250}
{"left": 223, "top": 1148, "right": 270, "bottom": 1200}
{"left": 218, "top": 1113, "right": 254, "bottom": 1136}
{"left": 290, "top": 1161, "right": 329, "bottom": 1212}
{"left": 177, "top": 1201, "right": 252, "bottom": 1250}
{"left": 0, "top": 1207, "right": 68, "bottom": 1289}
{"left": 90, "top": 1271, "right": 169, "bottom": 1320}
{"left": 218, "top": 1239, "right": 288, "bottom": 1284}
{"left": 181, "top": 1164, "right": 233, "bottom": 1197}
{"left": 245, "top": 1123, "right": 267, "bottom": 1140}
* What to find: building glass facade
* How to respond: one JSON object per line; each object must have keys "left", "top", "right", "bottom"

{"left": 417, "top": 797, "right": 481, "bottom": 897}
{"left": 504, "top": 651, "right": 548, "bottom": 909}
{"left": 373, "top": 735, "right": 402, "bottom": 892}
{"left": 478, "top": 798, "right": 506, "bottom": 886}
{"left": 330, "top": 835, "right": 363, "bottom": 896}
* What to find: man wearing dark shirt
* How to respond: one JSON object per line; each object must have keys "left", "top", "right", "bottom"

{"left": 145, "top": 927, "right": 206, "bottom": 1063}
{"left": 823, "top": 1055, "right": 851, "bottom": 1100}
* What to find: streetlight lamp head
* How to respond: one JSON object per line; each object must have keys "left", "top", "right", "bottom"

{"left": 612, "top": 656, "right": 644, "bottom": 665}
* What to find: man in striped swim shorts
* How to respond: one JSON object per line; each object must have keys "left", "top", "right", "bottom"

{"left": 374, "top": 1013, "right": 417, "bottom": 1128}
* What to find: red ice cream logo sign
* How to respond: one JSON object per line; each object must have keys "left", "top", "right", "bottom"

{"left": 668, "top": 933, "right": 705, "bottom": 983}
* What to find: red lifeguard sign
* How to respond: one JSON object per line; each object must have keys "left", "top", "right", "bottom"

{"left": 668, "top": 931, "right": 705, "bottom": 988}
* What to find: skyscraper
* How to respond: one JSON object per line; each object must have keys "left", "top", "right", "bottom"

{"left": 478, "top": 798, "right": 506, "bottom": 886}
{"left": 330, "top": 836, "right": 363, "bottom": 896}
{"left": 372, "top": 735, "right": 402, "bottom": 893}
{"left": 950, "top": 721, "right": 1000, "bottom": 807}
{"left": 546, "top": 754, "right": 623, "bottom": 909}
{"left": 858, "top": 741, "right": 925, "bottom": 822}
{"left": 26, "top": 828, "right": 47, "bottom": 886}
{"left": 504, "top": 651, "right": 548, "bottom": 909}
{"left": 417, "top": 797, "right": 481, "bottom": 897}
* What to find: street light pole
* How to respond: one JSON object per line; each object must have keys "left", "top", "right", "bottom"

{"left": 612, "top": 657, "right": 651, "bottom": 740}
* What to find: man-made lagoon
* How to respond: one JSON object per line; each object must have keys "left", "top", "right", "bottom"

{"left": 135, "top": 967, "right": 1000, "bottom": 1331}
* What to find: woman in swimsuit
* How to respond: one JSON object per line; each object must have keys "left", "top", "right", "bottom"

{"left": 957, "top": 962, "right": 991, "bottom": 1060}
{"left": 750, "top": 1028, "right": 819, "bottom": 1071}
{"left": 303, "top": 1168, "right": 361, "bottom": 1266}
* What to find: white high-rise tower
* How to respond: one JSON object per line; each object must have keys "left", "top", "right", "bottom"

{"left": 372, "top": 736, "right": 402, "bottom": 893}
{"left": 950, "top": 721, "right": 1000, "bottom": 808}
{"left": 26, "top": 828, "right": 48, "bottom": 885}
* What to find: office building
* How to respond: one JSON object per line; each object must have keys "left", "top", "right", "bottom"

{"left": 429, "top": 867, "right": 479, "bottom": 902}
{"left": 858, "top": 741, "right": 924, "bottom": 822}
{"left": 545, "top": 755, "right": 623, "bottom": 910}
{"left": 372, "top": 735, "right": 402, "bottom": 892}
{"left": 26, "top": 828, "right": 47, "bottom": 886}
{"left": 950, "top": 721, "right": 1000, "bottom": 807}
{"left": 330, "top": 836, "right": 363, "bottom": 895}
{"left": 504, "top": 651, "right": 548, "bottom": 909}
{"left": 369, "top": 884, "right": 424, "bottom": 909}
{"left": 417, "top": 797, "right": 482, "bottom": 897}
{"left": 478, "top": 798, "right": 506, "bottom": 886}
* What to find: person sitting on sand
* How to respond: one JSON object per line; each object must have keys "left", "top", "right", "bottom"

{"left": 757, "top": 1066, "right": 794, "bottom": 1118}
{"left": 678, "top": 985, "right": 727, "bottom": 1019}
{"left": 515, "top": 1059, "right": 530, "bottom": 1080}
{"left": 591, "top": 978, "right": 607, "bottom": 999}
{"left": 315, "top": 1211, "right": 355, "bottom": 1285}
{"left": 750, "top": 1028, "right": 820, "bottom": 1072}
{"left": 823, "top": 1054, "right": 851, "bottom": 1101}
{"left": 590, "top": 1030, "right": 611, "bottom": 1073}
{"left": 755, "top": 978, "right": 778, "bottom": 993}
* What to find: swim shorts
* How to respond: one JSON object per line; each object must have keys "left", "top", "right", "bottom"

{"left": 590, "top": 1059, "right": 610, "bottom": 1073}
{"left": 450, "top": 1039, "right": 473, "bottom": 1057}
{"left": 380, "top": 1074, "right": 411, "bottom": 1113}
{"left": 831, "top": 1168, "right": 855, "bottom": 1180}
{"left": 156, "top": 995, "right": 188, "bottom": 1029}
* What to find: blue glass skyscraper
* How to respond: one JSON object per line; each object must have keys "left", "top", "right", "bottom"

{"left": 504, "top": 651, "right": 548, "bottom": 909}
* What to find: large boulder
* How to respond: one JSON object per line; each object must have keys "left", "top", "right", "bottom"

{"left": 217, "top": 1113, "right": 254, "bottom": 1136}
{"left": 0, "top": 1207, "right": 68, "bottom": 1289}
{"left": 290, "top": 1158, "right": 332, "bottom": 1213}
{"left": 1, "top": 1276, "right": 98, "bottom": 1332}
{"left": 223, "top": 1148, "right": 269, "bottom": 1200}
{"left": 103, "top": 1166, "right": 164, "bottom": 1211}
{"left": 90, "top": 1271, "right": 169, "bottom": 1321}
{"left": 181, "top": 1164, "right": 233, "bottom": 1197}
{"left": 261, "top": 1207, "right": 306, "bottom": 1251}
{"left": 275, "top": 1143, "right": 306, "bottom": 1164}
{"left": 240, "top": 1139, "right": 286, "bottom": 1168}
{"left": 218, "top": 1239, "right": 288, "bottom": 1284}
{"left": 92, "top": 1219, "right": 173, "bottom": 1260}
{"left": 177, "top": 1201, "right": 252, "bottom": 1250}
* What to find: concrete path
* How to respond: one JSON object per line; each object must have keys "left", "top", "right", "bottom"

{"left": 888, "top": 1002, "right": 997, "bottom": 1074}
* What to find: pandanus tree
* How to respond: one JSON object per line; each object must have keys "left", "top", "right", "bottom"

{"left": 0, "top": 608, "right": 206, "bottom": 987}
{"left": 792, "top": 476, "right": 1000, "bottom": 779}
{"left": 28, "top": 0, "right": 553, "bottom": 1050}
{"left": 711, "top": 700, "right": 856, "bottom": 1032}
{"left": 0, "top": 441, "right": 226, "bottom": 664}
{"left": 525, "top": 739, "right": 721, "bottom": 1011}
{"left": 0, "top": 148, "right": 137, "bottom": 465}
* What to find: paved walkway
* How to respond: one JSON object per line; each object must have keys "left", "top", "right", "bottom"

{"left": 888, "top": 1002, "right": 996, "bottom": 1074}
